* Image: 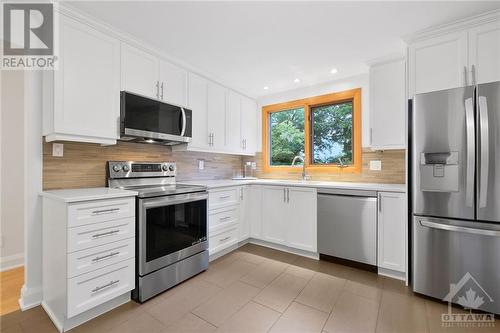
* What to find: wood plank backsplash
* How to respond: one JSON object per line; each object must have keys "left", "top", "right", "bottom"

{"left": 43, "top": 142, "right": 405, "bottom": 190}
{"left": 43, "top": 141, "right": 243, "bottom": 190}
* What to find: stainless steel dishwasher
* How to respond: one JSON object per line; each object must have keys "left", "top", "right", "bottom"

{"left": 317, "top": 189, "right": 377, "bottom": 266}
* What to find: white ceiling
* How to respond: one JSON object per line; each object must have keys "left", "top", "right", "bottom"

{"left": 70, "top": 1, "right": 499, "bottom": 98}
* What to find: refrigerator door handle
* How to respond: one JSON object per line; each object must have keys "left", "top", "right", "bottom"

{"left": 478, "top": 96, "right": 489, "bottom": 208}
{"left": 420, "top": 220, "right": 500, "bottom": 237}
{"left": 464, "top": 97, "right": 475, "bottom": 207}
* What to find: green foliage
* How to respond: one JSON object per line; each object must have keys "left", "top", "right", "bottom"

{"left": 270, "top": 108, "right": 304, "bottom": 165}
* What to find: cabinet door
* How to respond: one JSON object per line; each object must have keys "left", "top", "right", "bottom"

{"left": 187, "top": 72, "right": 209, "bottom": 149}
{"left": 261, "top": 186, "right": 286, "bottom": 244}
{"left": 226, "top": 90, "right": 242, "bottom": 152}
{"left": 55, "top": 15, "right": 120, "bottom": 140}
{"left": 159, "top": 60, "right": 188, "bottom": 106}
{"left": 207, "top": 81, "right": 227, "bottom": 150}
{"left": 469, "top": 21, "right": 500, "bottom": 84}
{"left": 408, "top": 31, "right": 467, "bottom": 96}
{"left": 241, "top": 96, "right": 258, "bottom": 154}
{"left": 370, "top": 58, "right": 406, "bottom": 149}
{"left": 378, "top": 192, "right": 406, "bottom": 272}
{"left": 121, "top": 43, "right": 159, "bottom": 99}
{"left": 286, "top": 187, "right": 317, "bottom": 252}
{"left": 245, "top": 185, "right": 262, "bottom": 240}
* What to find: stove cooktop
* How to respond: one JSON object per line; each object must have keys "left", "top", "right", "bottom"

{"left": 119, "top": 183, "right": 207, "bottom": 198}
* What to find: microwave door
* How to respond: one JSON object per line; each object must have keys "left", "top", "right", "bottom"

{"left": 477, "top": 81, "right": 500, "bottom": 223}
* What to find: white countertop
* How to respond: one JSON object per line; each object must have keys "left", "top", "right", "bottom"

{"left": 180, "top": 179, "right": 406, "bottom": 193}
{"left": 40, "top": 187, "right": 138, "bottom": 203}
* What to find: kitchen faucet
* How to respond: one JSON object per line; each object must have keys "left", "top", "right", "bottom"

{"left": 291, "top": 155, "right": 310, "bottom": 180}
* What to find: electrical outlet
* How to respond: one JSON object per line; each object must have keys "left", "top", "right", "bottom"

{"left": 370, "top": 160, "right": 382, "bottom": 171}
{"left": 52, "top": 143, "right": 64, "bottom": 157}
{"left": 197, "top": 159, "right": 205, "bottom": 170}
{"left": 251, "top": 162, "right": 257, "bottom": 170}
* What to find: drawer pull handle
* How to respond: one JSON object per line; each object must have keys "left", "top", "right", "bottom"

{"left": 219, "top": 195, "right": 231, "bottom": 199}
{"left": 219, "top": 216, "right": 231, "bottom": 221}
{"left": 92, "top": 208, "right": 120, "bottom": 215}
{"left": 91, "top": 280, "right": 120, "bottom": 293}
{"left": 219, "top": 236, "right": 231, "bottom": 242}
{"left": 92, "top": 251, "right": 120, "bottom": 263}
{"left": 92, "top": 230, "right": 120, "bottom": 238}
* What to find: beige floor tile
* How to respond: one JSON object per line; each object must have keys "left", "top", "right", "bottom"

{"left": 253, "top": 272, "right": 309, "bottom": 313}
{"left": 147, "top": 279, "right": 222, "bottom": 327}
{"left": 161, "top": 313, "right": 216, "bottom": 333}
{"left": 285, "top": 264, "right": 316, "bottom": 280}
{"left": 239, "top": 259, "right": 288, "bottom": 288}
{"left": 376, "top": 290, "right": 429, "bottom": 333}
{"left": 296, "top": 273, "right": 346, "bottom": 313}
{"left": 382, "top": 276, "right": 412, "bottom": 296}
{"left": 107, "top": 312, "right": 164, "bottom": 333}
{"left": 293, "top": 256, "right": 323, "bottom": 272}
{"left": 18, "top": 312, "right": 58, "bottom": 333}
{"left": 242, "top": 244, "right": 300, "bottom": 264}
{"left": 344, "top": 268, "right": 384, "bottom": 302}
{"left": 323, "top": 290, "right": 379, "bottom": 333}
{"left": 316, "top": 261, "right": 352, "bottom": 279}
{"left": 215, "top": 301, "right": 281, "bottom": 333}
{"left": 192, "top": 281, "right": 260, "bottom": 327}
{"left": 201, "top": 259, "right": 257, "bottom": 288}
{"left": 269, "top": 302, "right": 329, "bottom": 333}
{"left": 0, "top": 306, "right": 47, "bottom": 332}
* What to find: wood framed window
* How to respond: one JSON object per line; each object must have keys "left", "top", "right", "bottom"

{"left": 262, "top": 88, "right": 361, "bottom": 174}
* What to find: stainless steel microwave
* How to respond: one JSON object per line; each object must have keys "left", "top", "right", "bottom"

{"left": 120, "top": 91, "right": 192, "bottom": 145}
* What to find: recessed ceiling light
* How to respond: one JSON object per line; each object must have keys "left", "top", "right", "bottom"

{"left": 294, "top": 78, "right": 300, "bottom": 83}
{"left": 263, "top": 86, "right": 269, "bottom": 90}
{"left": 330, "top": 68, "right": 338, "bottom": 74}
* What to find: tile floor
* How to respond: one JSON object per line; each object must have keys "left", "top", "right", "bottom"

{"left": 1, "top": 243, "right": 499, "bottom": 333}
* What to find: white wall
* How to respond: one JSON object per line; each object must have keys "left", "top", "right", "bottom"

{"left": 256, "top": 73, "right": 370, "bottom": 150}
{"left": 0, "top": 71, "right": 25, "bottom": 271}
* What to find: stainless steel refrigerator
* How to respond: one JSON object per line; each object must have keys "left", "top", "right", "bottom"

{"left": 412, "top": 81, "right": 500, "bottom": 315}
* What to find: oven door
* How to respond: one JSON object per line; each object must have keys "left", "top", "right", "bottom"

{"left": 138, "top": 191, "right": 208, "bottom": 276}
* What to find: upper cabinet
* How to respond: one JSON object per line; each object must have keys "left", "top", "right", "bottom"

{"left": 207, "top": 82, "right": 227, "bottom": 151}
{"left": 159, "top": 60, "right": 188, "bottom": 106}
{"left": 226, "top": 90, "right": 242, "bottom": 152}
{"left": 241, "top": 97, "right": 257, "bottom": 154}
{"left": 225, "top": 90, "right": 258, "bottom": 155}
{"left": 408, "top": 13, "right": 500, "bottom": 96}
{"left": 187, "top": 72, "right": 209, "bottom": 149}
{"left": 43, "top": 13, "right": 120, "bottom": 145}
{"left": 369, "top": 57, "right": 406, "bottom": 149}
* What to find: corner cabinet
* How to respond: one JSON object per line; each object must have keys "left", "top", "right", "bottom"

{"left": 377, "top": 191, "right": 406, "bottom": 275}
{"left": 43, "top": 13, "right": 120, "bottom": 145}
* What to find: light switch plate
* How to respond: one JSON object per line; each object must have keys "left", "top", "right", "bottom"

{"left": 370, "top": 160, "right": 382, "bottom": 171}
{"left": 197, "top": 159, "right": 205, "bottom": 170}
{"left": 52, "top": 143, "right": 64, "bottom": 157}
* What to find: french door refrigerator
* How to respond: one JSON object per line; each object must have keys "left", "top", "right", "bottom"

{"left": 412, "top": 81, "right": 500, "bottom": 315}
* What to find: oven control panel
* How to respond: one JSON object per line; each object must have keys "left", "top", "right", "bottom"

{"left": 108, "top": 161, "right": 176, "bottom": 178}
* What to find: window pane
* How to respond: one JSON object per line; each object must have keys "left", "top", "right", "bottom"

{"left": 269, "top": 107, "right": 305, "bottom": 166}
{"left": 311, "top": 101, "right": 353, "bottom": 165}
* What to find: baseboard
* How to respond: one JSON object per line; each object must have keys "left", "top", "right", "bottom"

{"left": 378, "top": 267, "right": 406, "bottom": 281}
{"left": 0, "top": 253, "right": 24, "bottom": 271}
{"left": 248, "top": 239, "right": 319, "bottom": 260}
{"left": 19, "top": 284, "right": 42, "bottom": 311}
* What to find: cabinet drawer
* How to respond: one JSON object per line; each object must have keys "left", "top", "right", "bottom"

{"left": 67, "top": 238, "right": 135, "bottom": 278}
{"left": 209, "top": 227, "right": 239, "bottom": 254}
{"left": 209, "top": 188, "right": 239, "bottom": 210}
{"left": 67, "top": 257, "right": 134, "bottom": 318}
{"left": 209, "top": 206, "right": 239, "bottom": 230}
{"left": 68, "top": 198, "right": 135, "bottom": 227}
{"left": 67, "top": 217, "right": 135, "bottom": 253}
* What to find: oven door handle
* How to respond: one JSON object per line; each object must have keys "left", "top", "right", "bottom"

{"left": 141, "top": 192, "right": 208, "bottom": 209}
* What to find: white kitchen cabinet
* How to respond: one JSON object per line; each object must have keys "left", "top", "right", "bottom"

{"left": 121, "top": 43, "right": 159, "bottom": 99}
{"left": 241, "top": 185, "right": 262, "bottom": 240}
{"left": 186, "top": 72, "right": 209, "bottom": 149}
{"left": 159, "top": 59, "right": 188, "bottom": 106}
{"left": 468, "top": 20, "right": 500, "bottom": 84}
{"left": 369, "top": 57, "right": 406, "bottom": 149}
{"left": 408, "top": 31, "right": 468, "bottom": 96}
{"left": 377, "top": 191, "right": 406, "bottom": 273}
{"left": 241, "top": 96, "right": 258, "bottom": 154}
{"left": 238, "top": 187, "right": 249, "bottom": 241}
{"left": 226, "top": 90, "right": 242, "bottom": 152}
{"left": 43, "top": 14, "right": 120, "bottom": 145}
{"left": 207, "top": 82, "right": 227, "bottom": 150}
{"left": 261, "top": 186, "right": 287, "bottom": 245}
{"left": 286, "top": 187, "right": 317, "bottom": 252}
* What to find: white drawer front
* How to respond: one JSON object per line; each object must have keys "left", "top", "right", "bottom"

{"left": 68, "top": 198, "right": 135, "bottom": 227}
{"left": 67, "top": 258, "right": 134, "bottom": 318}
{"left": 209, "top": 188, "right": 239, "bottom": 210}
{"left": 67, "top": 238, "right": 135, "bottom": 278}
{"left": 209, "top": 206, "right": 239, "bottom": 230}
{"left": 209, "top": 227, "right": 239, "bottom": 254}
{"left": 67, "top": 217, "right": 135, "bottom": 253}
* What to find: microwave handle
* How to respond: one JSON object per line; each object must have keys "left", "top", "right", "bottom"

{"left": 180, "top": 107, "right": 187, "bottom": 137}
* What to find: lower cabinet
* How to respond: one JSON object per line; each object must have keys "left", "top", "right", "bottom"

{"left": 377, "top": 191, "right": 406, "bottom": 273}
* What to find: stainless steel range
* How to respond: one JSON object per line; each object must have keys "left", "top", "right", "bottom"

{"left": 107, "top": 161, "right": 208, "bottom": 303}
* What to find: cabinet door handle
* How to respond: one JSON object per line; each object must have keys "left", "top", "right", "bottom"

{"left": 287, "top": 188, "right": 290, "bottom": 203}
{"left": 92, "top": 229, "right": 119, "bottom": 238}
{"left": 219, "top": 195, "right": 231, "bottom": 199}
{"left": 378, "top": 193, "right": 382, "bottom": 212}
{"left": 92, "top": 208, "right": 119, "bottom": 215}
{"left": 92, "top": 251, "right": 120, "bottom": 263}
{"left": 219, "top": 216, "right": 231, "bottom": 221}
{"left": 240, "top": 187, "right": 244, "bottom": 200}
{"left": 161, "top": 82, "right": 164, "bottom": 100}
{"left": 283, "top": 188, "right": 286, "bottom": 202}
{"left": 471, "top": 64, "right": 476, "bottom": 86}
{"left": 463, "top": 66, "right": 468, "bottom": 86}
{"left": 219, "top": 236, "right": 231, "bottom": 242}
{"left": 91, "top": 280, "right": 120, "bottom": 293}
{"left": 156, "top": 81, "right": 159, "bottom": 98}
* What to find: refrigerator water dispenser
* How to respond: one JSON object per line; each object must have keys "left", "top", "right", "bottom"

{"left": 420, "top": 152, "right": 459, "bottom": 192}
